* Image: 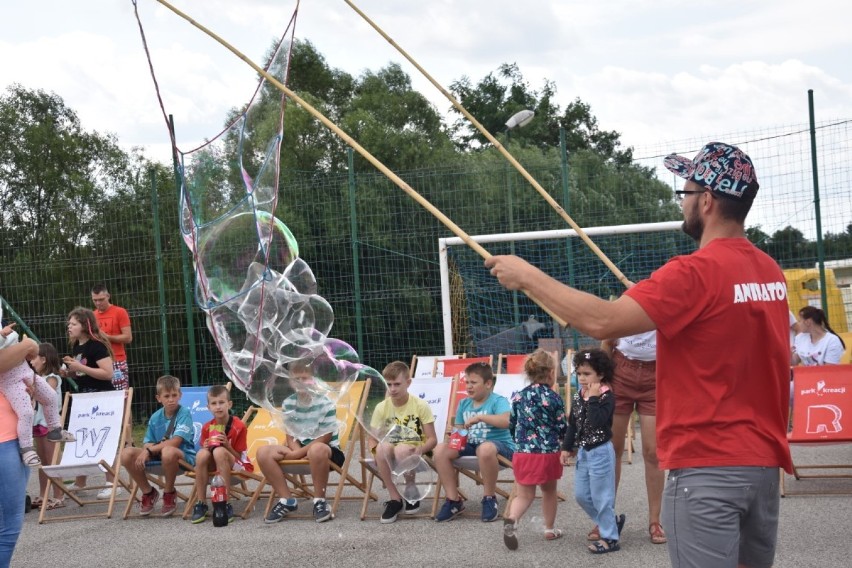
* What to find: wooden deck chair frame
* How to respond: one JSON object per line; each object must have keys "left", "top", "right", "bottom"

{"left": 38, "top": 388, "right": 134, "bottom": 523}
{"left": 430, "top": 373, "right": 518, "bottom": 519}
{"left": 244, "top": 380, "right": 374, "bottom": 520}
{"left": 123, "top": 384, "right": 226, "bottom": 519}
{"left": 180, "top": 406, "right": 266, "bottom": 519}
{"left": 781, "top": 365, "right": 852, "bottom": 496}
{"left": 410, "top": 353, "right": 466, "bottom": 380}
{"left": 359, "top": 377, "right": 455, "bottom": 520}
{"left": 497, "top": 353, "right": 528, "bottom": 375}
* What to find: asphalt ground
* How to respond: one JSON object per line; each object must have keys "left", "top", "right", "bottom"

{"left": 12, "top": 436, "right": 852, "bottom": 568}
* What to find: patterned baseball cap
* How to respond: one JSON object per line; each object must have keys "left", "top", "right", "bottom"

{"left": 664, "top": 141, "right": 759, "bottom": 201}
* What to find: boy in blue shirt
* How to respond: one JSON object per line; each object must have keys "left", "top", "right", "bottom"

{"left": 120, "top": 375, "right": 196, "bottom": 516}
{"left": 433, "top": 362, "right": 515, "bottom": 522}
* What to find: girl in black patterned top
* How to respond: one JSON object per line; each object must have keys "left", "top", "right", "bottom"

{"left": 561, "top": 348, "right": 623, "bottom": 554}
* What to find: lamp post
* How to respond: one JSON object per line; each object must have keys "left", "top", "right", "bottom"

{"left": 504, "top": 110, "right": 535, "bottom": 337}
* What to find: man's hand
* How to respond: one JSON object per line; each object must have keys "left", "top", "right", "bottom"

{"left": 484, "top": 255, "right": 538, "bottom": 291}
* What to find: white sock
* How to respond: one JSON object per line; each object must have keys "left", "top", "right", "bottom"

{"left": 313, "top": 497, "right": 325, "bottom": 504}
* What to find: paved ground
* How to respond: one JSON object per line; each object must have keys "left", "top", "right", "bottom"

{"left": 12, "top": 436, "right": 852, "bottom": 568}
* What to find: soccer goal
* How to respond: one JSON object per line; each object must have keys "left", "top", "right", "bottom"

{"left": 438, "top": 221, "right": 691, "bottom": 358}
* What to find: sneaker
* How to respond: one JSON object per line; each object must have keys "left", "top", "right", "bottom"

{"left": 265, "top": 498, "right": 298, "bottom": 523}
{"left": 404, "top": 500, "right": 420, "bottom": 515}
{"left": 160, "top": 491, "right": 177, "bottom": 517}
{"left": 313, "top": 499, "right": 332, "bottom": 523}
{"left": 139, "top": 488, "right": 160, "bottom": 516}
{"left": 503, "top": 518, "right": 519, "bottom": 551}
{"left": 434, "top": 498, "right": 465, "bottom": 522}
{"left": 481, "top": 495, "right": 499, "bottom": 522}
{"left": 46, "top": 428, "right": 76, "bottom": 443}
{"left": 380, "top": 499, "right": 404, "bottom": 524}
{"left": 190, "top": 502, "right": 208, "bottom": 524}
{"left": 97, "top": 482, "right": 127, "bottom": 500}
{"left": 226, "top": 503, "right": 235, "bottom": 524}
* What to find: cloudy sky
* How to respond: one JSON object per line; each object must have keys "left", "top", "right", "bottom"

{"left": 2, "top": 0, "right": 850, "bottom": 162}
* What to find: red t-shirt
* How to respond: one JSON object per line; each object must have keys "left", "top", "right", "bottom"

{"left": 95, "top": 304, "right": 131, "bottom": 362}
{"left": 626, "top": 238, "right": 793, "bottom": 472}
{"left": 200, "top": 416, "right": 253, "bottom": 472}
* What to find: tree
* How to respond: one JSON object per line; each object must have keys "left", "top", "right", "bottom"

{"left": 0, "top": 84, "right": 132, "bottom": 259}
{"left": 448, "top": 63, "right": 634, "bottom": 165}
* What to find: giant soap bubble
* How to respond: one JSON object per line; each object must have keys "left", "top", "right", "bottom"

{"left": 177, "top": 26, "right": 386, "bottom": 442}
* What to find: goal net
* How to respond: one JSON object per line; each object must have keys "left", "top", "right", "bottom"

{"left": 439, "top": 221, "right": 693, "bottom": 359}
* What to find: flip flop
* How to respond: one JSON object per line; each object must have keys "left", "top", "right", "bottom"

{"left": 649, "top": 521, "right": 667, "bottom": 544}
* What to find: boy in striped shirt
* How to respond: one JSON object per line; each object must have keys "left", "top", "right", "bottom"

{"left": 256, "top": 361, "right": 344, "bottom": 523}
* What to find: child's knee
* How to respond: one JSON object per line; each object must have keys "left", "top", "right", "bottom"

{"left": 306, "top": 443, "right": 330, "bottom": 460}
{"left": 475, "top": 443, "right": 498, "bottom": 458}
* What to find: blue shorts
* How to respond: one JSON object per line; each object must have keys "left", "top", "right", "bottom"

{"left": 457, "top": 440, "right": 514, "bottom": 461}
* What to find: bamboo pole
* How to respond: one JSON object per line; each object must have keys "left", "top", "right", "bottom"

{"left": 154, "top": 0, "right": 567, "bottom": 327}
{"left": 344, "top": 0, "right": 630, "bottom": 289}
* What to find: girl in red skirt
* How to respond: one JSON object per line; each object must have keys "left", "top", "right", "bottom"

{"left": 503, "top": 349, "right": 567, "bottom": 550}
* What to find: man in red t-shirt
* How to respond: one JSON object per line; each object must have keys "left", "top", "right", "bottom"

{"left": 486, "top": 142, "right": 792, "bottom": 566}
{"left": 91, "top": 284, "right": 132, "bottom": 389}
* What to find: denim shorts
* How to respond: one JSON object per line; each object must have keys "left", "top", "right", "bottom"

{"left": 457, "top": 440, "right": 514, "bottom": 461}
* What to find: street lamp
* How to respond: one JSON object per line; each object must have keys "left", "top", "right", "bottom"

{"left": 506, "top": 109, "right": 535, "bottom": 130}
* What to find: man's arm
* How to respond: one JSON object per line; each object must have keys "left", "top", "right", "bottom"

{"left": 105, "top": 325, "right": 132, "bottom": 345}
{"left": 485, "top": 255, "right": 655, "bottom": 339}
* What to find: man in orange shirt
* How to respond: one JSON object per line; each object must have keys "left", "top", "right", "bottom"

{"left": 91, "top": 284, "right": 132, "bottom": 390}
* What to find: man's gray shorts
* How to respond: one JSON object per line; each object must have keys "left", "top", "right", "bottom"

{"left": 663, "top": 466, "right": 780, "bottom": 568}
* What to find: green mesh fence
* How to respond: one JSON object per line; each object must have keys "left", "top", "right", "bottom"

{"left": 1, "top": 118, "right": 850, "bottom": 420}
{"left": 446, "top": 224, "right": 695, "bottom": 358}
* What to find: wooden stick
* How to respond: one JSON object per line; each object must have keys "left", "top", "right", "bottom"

{"left": 344, "top": 0, "right": 630, "bottom": 289}
{"left": 154, "top": 0, "right": 567, "bottom": 326}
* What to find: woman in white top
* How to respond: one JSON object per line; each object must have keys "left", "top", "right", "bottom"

{"left": 791, "top": 306, "right": 845, "bottom": 366}
{"left": 601, "top": 330, "right": 666, "bottom": 545}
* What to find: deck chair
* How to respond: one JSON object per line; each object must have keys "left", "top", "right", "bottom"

{"left": 359, "top": 377, "right": 454, "bottom": 520}
{"left": 410, "top": 354, "right": 466, "bottom": 380}
{"left": 245, "top": 380, "right": 373, "bottom": 520}
{"left": 230, "top": 406, "right": 289, "bottom": 519}
{"left": 781, "top": 364, "right": 852, "bottom": 496}
{"left": 38, "top": 389, "right": 134, "bottom": 523}
{"left": 179, "top": 405, "right": 269, "bottom": 519}
{"left": 441, "top": 356, "right": 494, "bottom": 419}
{"left": 430, "top": 373, "right": 522, "bottom": 518}
{"left": 498, "top": 353, "right": 528, "bottom": 374}
{"left": 123, "top": 385, "right": 214, "bottom": 519}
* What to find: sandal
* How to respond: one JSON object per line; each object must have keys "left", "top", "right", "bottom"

{"left": 587, "top": 525, "right": 600, "bottom": 541}
{"left": 544, "top": 528, "right": 563, "bottom": 541}
{"left": 616, "top": 513, "right": 626, "bottom": 536}
{"left": 503, "top": 518, "right": 518, "bottom": 551}
{"left": 649, "top": 521, "right": 667, "bottom": 544}
{"left": 21, "top": 448, "right": 41, "bottom": 467}
{"left": 588, "top": 538, "right": 620, "bottom": 554}
{"left": 31, "top": 497, "right": 44, "bottom": 508}
{"left": 46, "top": 497, "right": 66, "bottom": 510}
